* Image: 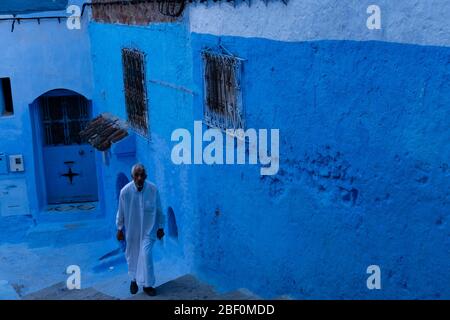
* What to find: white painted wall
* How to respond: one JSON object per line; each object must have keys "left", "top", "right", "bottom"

{"left": 189, "top": 0, "right": 450, "bottom": 47}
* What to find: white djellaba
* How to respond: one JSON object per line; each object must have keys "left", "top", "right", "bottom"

{"left": 116, "top": 180, "right": 165, "bottom": 287}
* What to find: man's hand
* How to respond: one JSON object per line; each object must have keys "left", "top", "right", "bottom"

{"left": 117, "top": 229, "right": 125, "bottom": 241}
{"left": 157, "top": 228, "right": 165, "bottom": 240}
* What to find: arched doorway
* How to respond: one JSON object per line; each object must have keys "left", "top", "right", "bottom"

{"left": 34, "top": 89, "right": 98, "bottom": 204}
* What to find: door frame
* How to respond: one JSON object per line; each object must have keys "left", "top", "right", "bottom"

{"left": 30, "top": 89, "right": 98, "bottom": 211}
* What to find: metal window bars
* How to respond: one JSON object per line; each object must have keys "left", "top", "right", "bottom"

{"left": 122, "top": 48, "right": 149, "bottom": 136}
{"left": 202, "top": 49, "right": 245, "bottom": 132}
{"left": 40, "top": 95, "right": 90, "bottom": 146}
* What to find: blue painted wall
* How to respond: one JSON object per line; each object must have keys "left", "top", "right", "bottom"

{"left": 190, "top": 34, "right": 450, "bottom": 299}
{"left": 87, "top": 16, "right": 450, "bottom": 298}
{"left": 88, "top": 21, "right": 198, "bottom": 272}
{"left": 1, "top": 0, "right": 448, "bottom": 299}
{"left": 0, "top": 0, "right": 94, "bottom": 220}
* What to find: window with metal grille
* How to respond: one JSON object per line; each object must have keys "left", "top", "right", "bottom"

{"left": 122, "top": 48, "right": 149, "bottom": 136}
{"left": 40, "top": 95, "right": 90, "bottom": 146}
{"left": 202, "top": 51, "right": 244, "bottom": 131}
{"left": 0, "top": 78, "right": 14, "bottom": 116}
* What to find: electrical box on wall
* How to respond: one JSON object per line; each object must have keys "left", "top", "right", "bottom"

{"left": 0, "top": 153, "right": 8, "bottom": 174}
{"left": 0, "top": 179, "right": 30, "bottom": 217}
{"left": 9, "top": 154, "right": 24, "bottom": 172}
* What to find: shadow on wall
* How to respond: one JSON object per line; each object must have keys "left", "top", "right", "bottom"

{"left": 116, "top": 172, "right": 129, "bottom": 201}
{"left": 114, "top": 172, "right": 129, "bottom": 233}
{"left": 167, "top": 206, "right": 178, "bottom": 239}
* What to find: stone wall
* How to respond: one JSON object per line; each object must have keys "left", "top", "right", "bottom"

{"left": 91, "top": 0, "right": 182, "bottom": 24}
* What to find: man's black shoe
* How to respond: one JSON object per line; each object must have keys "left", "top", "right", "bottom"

{"left": 143, "top": 287, "right": 156, "bottom": 296}
{"left": 130, "top": 281, "right": 138, "bottom": 294}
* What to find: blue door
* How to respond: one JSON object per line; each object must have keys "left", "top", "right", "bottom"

{"left": 40, "top": 94, "right": 98, "bottom": 204}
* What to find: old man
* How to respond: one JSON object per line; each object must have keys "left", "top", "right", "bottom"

{"left": 116, "top": 163, "right": 165, "bottom": 296}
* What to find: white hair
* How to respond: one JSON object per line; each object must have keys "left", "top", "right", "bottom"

{"left": 131, "top": 163, "right": 146, "bottom": 176}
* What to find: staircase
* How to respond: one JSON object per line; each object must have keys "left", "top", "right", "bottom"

{"left": 22, "top": 274, "right": 262, "bottom": 300}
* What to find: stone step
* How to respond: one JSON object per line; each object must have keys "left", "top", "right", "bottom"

{"left": 0, "top": 280, "right": 20, "bottom": 300}
{"left": 217, "top": 288, "right": 261, "bottom": 300}
{"left": 22, "top": 282, "right": 115, "bottom": 300}
{"left": 21, "top": 274, "right": 264, "bottom": 300}
{"left": 128, "top": 274, "right": 262, "bottom": 300}
{"left": 128, "top": 274, "right": 221, "bottom": 300}
{"left": 274, "top": 294, "right": 294, "bottom": 300}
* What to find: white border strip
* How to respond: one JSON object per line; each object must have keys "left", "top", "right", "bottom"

{"left": 189, "top": 0, "right": 450, "bottom": 47}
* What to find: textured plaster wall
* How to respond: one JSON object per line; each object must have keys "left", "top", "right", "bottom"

{"left": 189, "top": 0, "right": 450, "bottom": 47}
{"left": 1, "top": 0, "right": 448, "bottom": 299}
{"left": 185, "top": 0, "right": 450, "bottom": 299}
{"left": 190, "top": 34, "right": 450, "bottom": 299}
{"left": 89, "top": 0, "right": 450, "bottom": 298}
{"left": 88, "top": 21, "right": 198, "bottom": 272}
{"left": 0, "top": 0, "right": 94, "bottom": 218}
